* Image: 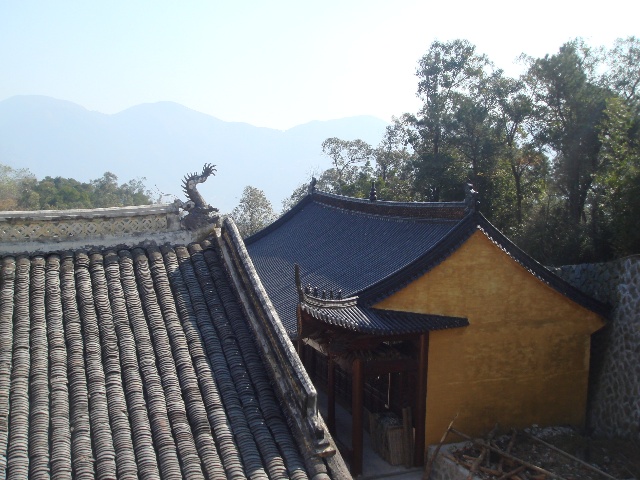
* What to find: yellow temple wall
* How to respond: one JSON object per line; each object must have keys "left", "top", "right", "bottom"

{"left": 374, "top": 230, "right": 604, "bottom": 446}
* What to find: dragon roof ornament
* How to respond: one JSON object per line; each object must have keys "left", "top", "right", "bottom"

{"left": 179, "top": 163, "right": 219, "bottom": 230}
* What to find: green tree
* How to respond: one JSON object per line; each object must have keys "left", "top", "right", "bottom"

{"left": 90, "top": 172, "right": 153, "bottom": 208}
{"left": 7, "top": 171, "right": 153, "bottom": 211}
{"left": 603, "top": 36, "right": 640, "bottom": 112}
{"left": 372, "top": 119, "right": 416, "bottom": 201}
{"left": 283, "top": 37, "right": 640, "bottom": 263}
{"left": 321, "top": 138, "right": 374, "bottom": 194}
{"left": 231, "top": 185, "right": 277, "bottom": 238}
{"left": 524, "top": 39, "right": 610, "bottom": 224}
{"left": 519, "top": 37, "right": 640, "bottom": 262}
{"left": 27, "top": 176, "right": 93, "bottom": 209}
{"left": 594, "top": 96, "right": 640, "bottom": 256}
{"left": 0, "top": 164, "right": 36, "bottom": 210}
{"left": 490, "top": 74, "right": 544, "bottom": 227}
{"left": 405, "top": 39, "right": 493, "bottom": 201}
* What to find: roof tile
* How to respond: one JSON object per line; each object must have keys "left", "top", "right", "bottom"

{"left": 0, "top": 235, "right": 336, "bottom": 478}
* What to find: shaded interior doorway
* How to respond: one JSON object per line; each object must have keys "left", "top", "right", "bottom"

{"left": 298, "top": 337, "right": 428, "bottom": 477}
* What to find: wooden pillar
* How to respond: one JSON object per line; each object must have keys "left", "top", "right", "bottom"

{"left": 296, "top": 306, "right": 303, "bottom": 358}
{"left": 327, "top": 355, "right": 336, "bottom": 435}
{"left": 414, "top": 333, "right": 429, "bottom": 466}
{"left": 351, "top": 357, "right": 364, "bottom": 476}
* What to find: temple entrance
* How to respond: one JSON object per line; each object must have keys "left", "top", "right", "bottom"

{"left": 298, "top": 337, "right": 428, "bottom": 476}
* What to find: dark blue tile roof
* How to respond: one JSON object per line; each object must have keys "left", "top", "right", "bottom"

{"left": 300, "top": 303, "right": 469, "bottom": 335}
{"left": 246, "top": 193, "right": 464, "bottom": 334}
{"left": 246, "top": 192, "right": 610, "bottom": 337}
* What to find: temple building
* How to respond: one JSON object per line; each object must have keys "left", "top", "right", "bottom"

{"left": 0, "top": 168, "right": 349, "bottom": 479}
{"left": 245, "top": 184, "right": 608, "bottom": 476}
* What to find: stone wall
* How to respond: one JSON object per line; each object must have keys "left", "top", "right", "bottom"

{"left": 0, "top": 204, "right": 181, "bottom": 240}
{"left": 552, "top": 256, "right": 640, "bottom": 440}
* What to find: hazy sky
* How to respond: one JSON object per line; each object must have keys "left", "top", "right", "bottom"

{"left": 1, "top": 1, "right": 638, "bottom": 130}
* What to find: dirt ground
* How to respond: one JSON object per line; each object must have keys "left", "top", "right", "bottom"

{"left": 446, "top": 425, "right": 640, "bottom": 479}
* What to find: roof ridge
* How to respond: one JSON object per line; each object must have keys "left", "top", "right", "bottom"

{"left": 475, "top": 216, "right": 611, "bottom": 317}
{"left": 312, "top": 189, "right": 467, "bottom": 209}
{"left": 357, "top": 213, "right": 610, "bottom": 317}
{"left": 311, "top": 190, "right": 468, "bottom": 220}
{"left": 245, "top": 190, "right": 469, "bottom": 245}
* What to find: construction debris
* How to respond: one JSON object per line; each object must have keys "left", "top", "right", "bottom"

{"left": 425, "top": 421, "right": 640, "bottom": 480}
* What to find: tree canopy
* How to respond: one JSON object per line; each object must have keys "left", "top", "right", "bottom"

{"left": 289, "top": 37, "right": 640, "bottom": 265}
{"left": 0, "top": 166, "right": 155, "bottom": 211}
{"left": 231, "top": 185, "right": 278, "bottom": 238}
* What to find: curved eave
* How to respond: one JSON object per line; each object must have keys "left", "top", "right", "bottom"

{"left": 301, "top": 302, "right": 469, "bottom": 336}
{"left": 358, "top": 213, "right": 611, "bottom": 319}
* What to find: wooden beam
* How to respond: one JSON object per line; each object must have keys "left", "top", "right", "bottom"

{"left": 414, "top": 333, "right": 428, "bottom": 466}
{"left": 351, "top": 357, "right": 364, "bottom": 476}
{"left": 526, "top": 433, "right": 618, "bottom": 480}
{"left": 327, "top": 355, "right": 336, "bottom": 436}
{"left": 449, "top": 428, "right": 568, "bottom": 480}
{"left": 364, "top": 358, "right": 417, "bottom": 376}
{"left": 296, "top": 305, "right": 303, "bottom": 357}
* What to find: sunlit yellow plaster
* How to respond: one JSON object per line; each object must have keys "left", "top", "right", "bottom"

{"left": 375, "top": 230, "right": 604, "bottom": 446}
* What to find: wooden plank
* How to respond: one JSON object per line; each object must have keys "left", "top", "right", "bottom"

{"left": 467, "top": 448, "right": 486, "bottom": 480}
{"left": 526, "top": 433, "right": 618, "bottom": 480}
{"left": 414, "top": 333, "right": 428, "bottom": 466}
{"left": 449, "top": 428, "right": 568, "bottom": 480}
{"left": 423, "top": 414, "right": 457, "bottom": 480}
{"left": 403, "top": 407, "right": 414, "bottom": 468}
{"left": 327, "top": 355, "right": 336, "bottom": 436}
{"left": 498, "top": 429, "right": 517, "bottom": 473}
{"left": 364, "top": 359, "right": 418, "bottom": 376}
{"left": 351, "top": 358, "right": 364, "bottom": 476}
{"left": 497, "top": 465, "right": 526, "bottom": 480}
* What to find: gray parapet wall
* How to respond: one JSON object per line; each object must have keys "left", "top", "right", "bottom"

{"left": 0, "top": 203, "right": 215, "bottom": 254}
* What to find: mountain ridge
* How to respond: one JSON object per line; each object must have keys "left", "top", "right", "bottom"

{"left": 0, "top": 95, "right": 388, "bottom": 212}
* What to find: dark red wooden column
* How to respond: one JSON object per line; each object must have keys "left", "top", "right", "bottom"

{"left": 327, "top": 354, "right": 336, "bottom": 435}
{"left": 414, "top": 333, "right": 429, "bottom": 466}
{"left": 351, "top": 357, "right": 364, "bottom": 476}
{"left": 296, "top": 305, "right": 303, "bottom": 358}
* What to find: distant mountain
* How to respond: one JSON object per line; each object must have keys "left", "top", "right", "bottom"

{"left": 0, "top": 96, "right": 388, "bottom": 213}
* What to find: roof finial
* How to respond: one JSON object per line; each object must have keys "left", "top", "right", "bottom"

{"left": 295, "top": 264, "right": 304, "bottom": 301}
{"left": 180, "top": 163, "right": 219, "bottom": 229}
{"left": 369, "top": 181, "right": 377, "bottom": 202}
{"left": 309, "top": 177, "right": 317, "bottom": 194}
{"left": 181, "top": 163, "right": 217, "bottom": 210}
{"left": 464, "top": 182, "right": 478, "bottom": 213}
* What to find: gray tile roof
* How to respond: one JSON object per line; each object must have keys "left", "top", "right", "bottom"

{"left": 0, "top": 232, "right": 345, "bottom": 479}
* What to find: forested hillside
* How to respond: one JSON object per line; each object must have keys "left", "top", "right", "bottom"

{"left": 0, "top": 166, "right": 153, "bottom": 210}
{"left": 0, "top": 97, "right": 387, "bottom": 213}
{"left": 294, "top": 38, "right": 640, "bottom": 265}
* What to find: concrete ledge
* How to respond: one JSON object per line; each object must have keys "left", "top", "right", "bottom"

{"left": 0, "top": 203, "right": 220, "bottom": 255}
{"left": 0, "top": 203, "right": 179, "bottom": 220}
{"left": 0, "top": 203, "right": 189, "bottom": 252}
